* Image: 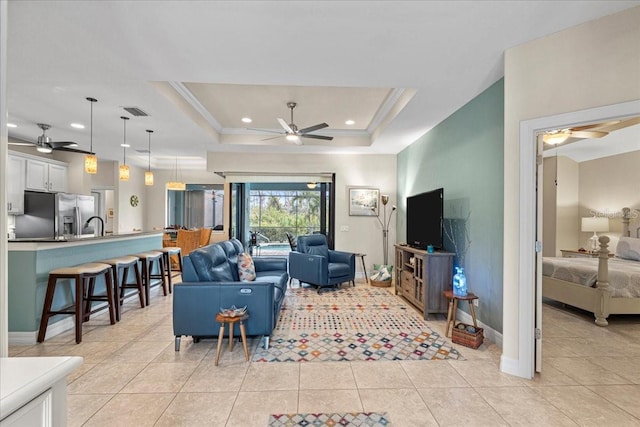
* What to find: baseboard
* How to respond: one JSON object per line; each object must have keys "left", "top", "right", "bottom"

{"left": 500, "top": 354, "right": 532, "bottom": 378}
{"left": 8, "top": 316, "right": 76, "bottom": 345}
{"left": 455, "top": 309, "right": 502, "bottom": 349}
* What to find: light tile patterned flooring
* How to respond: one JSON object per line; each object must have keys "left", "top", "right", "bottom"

{"left": 8, "top": 281, "right": 640, "bottom": 426}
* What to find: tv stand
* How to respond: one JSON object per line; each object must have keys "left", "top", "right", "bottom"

{"left": 394, "top": 244, "right": 454, "bottom": 319}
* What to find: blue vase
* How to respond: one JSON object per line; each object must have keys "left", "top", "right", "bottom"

{"left": 453, "top": 267, "right": 467, "bottom": 297}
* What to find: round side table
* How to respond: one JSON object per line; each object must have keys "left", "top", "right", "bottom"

{"left": 442, "top": 290, "right": 478, "bottom": 338}
{"left": 214, "top": 312, "right": 250, "bottom": 366}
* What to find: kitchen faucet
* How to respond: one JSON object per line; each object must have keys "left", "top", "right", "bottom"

{"left": 85, "top": 216, "right": 105, "bottom": 237}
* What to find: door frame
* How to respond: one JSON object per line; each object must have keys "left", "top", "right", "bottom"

{"left": 517, "top": 99, "right": 640, "bottom": 379}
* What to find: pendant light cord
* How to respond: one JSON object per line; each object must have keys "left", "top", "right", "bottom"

{"left": 146, "top": 129, "right": 153, "bottom": 171}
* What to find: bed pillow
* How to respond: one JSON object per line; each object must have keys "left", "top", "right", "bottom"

{"left": 237, "top": 252, "right": 256, "bottom": 281}
{"left": 615, "top": 237, "right": 640, "bottom": 261}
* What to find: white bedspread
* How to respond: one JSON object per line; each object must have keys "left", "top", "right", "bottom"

{"left": 543, "top": 257, "right": 640, "bottom": 298}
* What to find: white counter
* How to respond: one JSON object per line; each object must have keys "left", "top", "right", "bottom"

{"left": 0, "top": 356, "right": 82, "bottom": 425}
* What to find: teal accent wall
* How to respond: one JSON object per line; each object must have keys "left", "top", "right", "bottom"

{"left": 397, "top": 79, "right": 504, "bottom": 332}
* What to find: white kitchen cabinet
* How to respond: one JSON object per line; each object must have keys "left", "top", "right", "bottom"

{"left": 25, "top": 159, "right": 68, "bottom": 193}
{"left": 7, "top": 155, "right": 26, "bottom": 214}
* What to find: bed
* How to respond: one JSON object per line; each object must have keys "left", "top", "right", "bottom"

{"left": 542, "top": 207, "right": 640, "bottom": 326}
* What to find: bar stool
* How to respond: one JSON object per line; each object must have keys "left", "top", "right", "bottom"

{"left": 37, "top": 262, "right": 115, "bottom": 344}
{"left": 158, "top": 246, "right": 182, "bottom": 293}
{"left": 97, "top": 255, "right": 144, "bottom": 321}
{"left": 131, "top": 251, "right": 167, "bottom": 305}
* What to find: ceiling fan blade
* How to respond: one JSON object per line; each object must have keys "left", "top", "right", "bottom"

{"left": 277, "top": 118, "right": 294, "bottom": 134}
{"left": 597, "top": 116, "right": 640, "bottom": 132}
{"left": 261, "top": 135, "right": 284, "bottom": 141}
{"left": 55, "top": 146, "right": 93, "bottom": 154}
{"left": 49, "top": 141, "right": 79, "bottom": 149}
{"left": 571, "top": 121, "right": 620, "bottom": 132}
{"left": 570, "top": 130, "right": 608, "bottom": 139}
{"left": 8, "top": 141, "right": 36, "bottom": 146}
{"left": 301, "top": 134, "right": 334, "bottom": 141}
{"left": 247, "top": 128, "right": 284, "bottom": 134}
{"left": 299, "top": 123, "right": 329, "bottom": 134}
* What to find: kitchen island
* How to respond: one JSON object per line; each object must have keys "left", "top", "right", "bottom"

{"left": 8, "top": 232, "right": 163, "bottom": 344}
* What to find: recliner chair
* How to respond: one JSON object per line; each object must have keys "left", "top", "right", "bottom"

{"left": 289, "top": 234, "right": 355, "bottom": 292}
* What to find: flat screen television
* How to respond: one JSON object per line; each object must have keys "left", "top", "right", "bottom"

{"left": 406, "top": 188, "right": 444, "bottom": 250}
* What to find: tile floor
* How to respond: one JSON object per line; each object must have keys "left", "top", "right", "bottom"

{"left": 9, "top": 282, "right": 640, "bottom": 426}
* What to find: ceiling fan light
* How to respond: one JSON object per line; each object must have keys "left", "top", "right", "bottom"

{"left": 241, "top": 117, "right": 252, "bottom": 123}
{"left": 119, "top": 164, "right": 130, "bottom": 181}
{"left": 84, "top": 154, "right": 98, "bottom": 174}
{"left": 37, "top": 145, "right": 52, "bottom": 154}
{"left": 543, "top": 129, "right": 571, "bottom": 145}
{"left": 145, "top": 171, "right": 154, "bottom": 186}
{"left": 307, "top": 182, "right": 317, "bottom": 189}
{"left": 286, "top": 134, "right": 299, "bottom": 142}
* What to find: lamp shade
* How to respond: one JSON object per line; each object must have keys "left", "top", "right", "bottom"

{"left": 144, "top": 171, "right": 154, "bottom": 186}
{"left": 84, "top": 154, "right": 97, "bottom": 174}
{"left": 581, "top": 217, "right": 609, "bottom": 233}
{"left": 119, "top": 164, "right": 130, "bottom": 181}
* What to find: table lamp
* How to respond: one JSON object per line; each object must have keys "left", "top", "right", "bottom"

{"left": 581, "top": 217, "right": 609, "bottom": 252}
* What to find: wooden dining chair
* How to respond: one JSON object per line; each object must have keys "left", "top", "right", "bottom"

{"left": 176, "top": 229, "right": 200, "bottom": 256}
{"left": 199, "top": 228, "right": 212, "bottom": 247}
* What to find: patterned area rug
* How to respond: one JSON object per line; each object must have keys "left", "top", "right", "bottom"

{"left": 253, "top": 286, "right": 461, "bottom": 362}
{"left": 268, "top": 412, "right": 390, "bottom": 426}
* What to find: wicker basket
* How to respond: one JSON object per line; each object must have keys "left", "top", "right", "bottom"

{"left": 451, "top": 323, "right": 484, "bottom": 349}
{"left": 370, "top": 279, "right": 392, "bottom": 288}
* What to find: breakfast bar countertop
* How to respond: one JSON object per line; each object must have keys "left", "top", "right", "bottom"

{"left": 8, "top": 231, "right": 164, "bottom": 251}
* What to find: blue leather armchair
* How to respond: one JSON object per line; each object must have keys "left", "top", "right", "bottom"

{"left": 289, "top": 234, "right": 356, "bottom": 292}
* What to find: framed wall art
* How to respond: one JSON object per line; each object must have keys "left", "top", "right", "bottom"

{"left": 348, "top": 187, "right": 379, "bottom": 216}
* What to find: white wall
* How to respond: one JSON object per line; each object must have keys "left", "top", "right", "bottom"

{"left": 503, "top": 6, "right": 640, "bottom": 375}
{"left": 580, "top": 149, "right": 640, "bottom": 249}
{"left": 207, "top": 152, "right": 397, "bottom": 268}
{"left": 556, "top": 156, "right": 580, "bottom": 254}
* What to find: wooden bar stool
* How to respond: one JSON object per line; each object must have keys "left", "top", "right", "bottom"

{"left": 158, "top": 246, "right": 182, "bottom": 294}
{"left": 98, "top": 255, "right": 144, "bottom": 321}
{"left": 214, "top": 313, "right": 250, "bottom": 366}
{"left": 38, "top": 262, "right": 115, "bottom": 344}
{"left": 443, "top": 290, "right": 479, "bottom": 338}
{"left": 131, "top": 251, "right": 167, "bottom": 305}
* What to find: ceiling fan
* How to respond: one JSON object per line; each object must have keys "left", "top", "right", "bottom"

{"left": 250, "top": 102, "right": 333, "bottom": 145}
{"left": 542, "top": 116, "right": 640, "bottom": 145}
{"left": 9, "top": 123, "right": 90, "bottom": 154}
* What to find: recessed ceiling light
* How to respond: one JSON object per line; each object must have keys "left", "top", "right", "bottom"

{"left": 70, "top": 123, "right": 85, "bottom": 129}
{"left": 241, "top": 117, "right": 252, "bottom": 123}
{"left": 7, "top": 123, "right": 17, "bottom": 128}
{"left": 345, "top": 119, "right": 355, "bottom": 125}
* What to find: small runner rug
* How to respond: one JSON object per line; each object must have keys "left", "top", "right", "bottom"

{"left": 253, "top": 286, "right": 462, "bottom": 362}
{"left": 268, "top": 412, "right": 391, "bottom": 426}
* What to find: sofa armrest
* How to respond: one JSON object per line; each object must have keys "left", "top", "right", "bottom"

{"left": 329, "top": 250, "right": 355, "bottom": 268}
{"left": 181, "top": 255, "right": 199, "bottom": 282}
{"left": 173, "top": 281, "right": 275, "bottom": 338}
{"left": 253, "top": 256, "right": 288, "bottom": 273}
{"left": 289, "top": 251, "right": 328, "bottom": 285}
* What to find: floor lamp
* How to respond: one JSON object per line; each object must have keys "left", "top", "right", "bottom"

{"left": 374, "top": 195, "right": 396, "bottom": 265}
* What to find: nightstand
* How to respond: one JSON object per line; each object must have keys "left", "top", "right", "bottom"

{"left": 560, "top": 249, "right": 613, "bottom": 258}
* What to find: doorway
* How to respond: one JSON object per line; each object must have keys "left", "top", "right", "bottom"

{"left": 518, "top": 100, "right": 640, "bottom": 379}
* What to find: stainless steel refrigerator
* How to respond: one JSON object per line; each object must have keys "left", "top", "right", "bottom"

{"left": 15, "top": 191, "right": 95, "bottom": 239}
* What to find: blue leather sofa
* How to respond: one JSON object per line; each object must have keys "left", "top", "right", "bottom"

{"left": 173, "top": 238, "right": 288, "bottom": 351}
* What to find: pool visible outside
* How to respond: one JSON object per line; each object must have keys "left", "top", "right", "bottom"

{"left": 252, "top": 242, "right": 291, "bottom": 256}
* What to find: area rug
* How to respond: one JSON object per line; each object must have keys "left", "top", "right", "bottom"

{"left": 268, "top": 412, "right": 390, "bottom": 426}
{"left": 253, "top": 286, "right": 462, "bottom": 362}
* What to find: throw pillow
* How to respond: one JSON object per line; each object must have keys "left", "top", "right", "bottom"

{"left": 616, "top": 236, "right": 640, "bottom": 261}
{"left": 237, "top": 252, "right": 256, "bottom": 281}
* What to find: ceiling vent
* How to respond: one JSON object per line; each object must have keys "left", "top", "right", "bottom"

{"left": 136, "top": 149, "right": 150, "bottom": 154}
{"left": 123, "top": 107, "right": 149, "bottom": 117}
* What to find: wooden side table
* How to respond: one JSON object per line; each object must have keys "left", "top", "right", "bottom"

{"left": 214, "top": 312, "right": 250, "bottom": 366}
{"left": 443, "top": 290, "right": 478, "bottom": 338}
{"left": 354, "top": 253, "right": 368, "bottom": 284}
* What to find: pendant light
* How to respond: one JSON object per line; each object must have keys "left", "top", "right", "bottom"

{"left": 167, "top": 157, "right": 186, "bottom": 191}
{"left": 145, "top": 129, "right": 154, "bottom": 186}
{"left": 84, "top": 97, "right": 98, "bottom": 174}
{"left": 119, "top": 116, "right": 130, "bottom": 181}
